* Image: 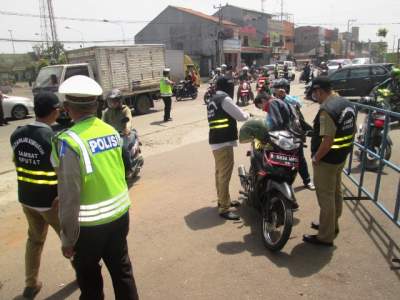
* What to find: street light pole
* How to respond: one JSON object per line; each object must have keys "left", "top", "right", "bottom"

{"left": 8, "top": 29, "right": 16, "bottom": 54}
{"left": 103, "top": 20, "right": 126, "bottom": 44}
{"left": 65, "top": 26, "right": 85, "bottom": 48}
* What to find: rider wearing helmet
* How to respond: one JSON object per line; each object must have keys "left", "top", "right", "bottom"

{"left": 373, "top": 67, "right": 400, "bottom": 111}
{"left": 239, "top": 66, "right": 251, "bottom": 82}
{"left": 102, "top": 88, "right": 134, "bottom": 173}
{"left": 221, "top": 64, "right": 227, "bottom": 75}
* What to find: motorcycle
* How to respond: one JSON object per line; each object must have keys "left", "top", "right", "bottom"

{"left": 355, "top": 96, "right": 392, "bottom": 171}
{"left": 238, "top": 130, "right": 302, "bottom": 251}
{"left": 121, "top": 117, "right": 144, "bottom": 179}
{"left": 175, "top": 80, "right": 198, "bottom": 101}
{"left": 256, "top": 76, "right": 270, "bottom": 93}
{"left": 204, "top": 81, "right": 216, "bottom": 105}
{"left": 238, "top": 81, "right": 251, "bottom": 106}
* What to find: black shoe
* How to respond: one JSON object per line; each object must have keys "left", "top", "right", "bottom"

{"left": 217, "top": 201, "right": 241, "bottom": 208}
{"left": 311, "top": 222, "right": 339, "bottom": 234}
{"left": 22, "top": 282, "right": 42, "bottom": 299}
{"left": 303, "top": 234, "right": 333, "bottom": 247}
{"left": 219, "top": 211, "right": 240, "bottom": 220}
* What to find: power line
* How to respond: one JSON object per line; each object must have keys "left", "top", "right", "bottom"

{"left": 0, "top": 37, "right": 125, "bottom": 44}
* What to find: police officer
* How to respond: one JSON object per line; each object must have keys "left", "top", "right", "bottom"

{"left": 52, "top": 75, "right": 139, "bottom": 299}
{"left": 160, "top": 68, "right": 174, "bottom": 122}
{"left": 10, "top": 92, "right": 60, "bottom": 299}
{"left": 303, "top": 77, "right": 356, "bottom": 247}
{"left": 208, "top": 76, "right": 250, "bottom": 220}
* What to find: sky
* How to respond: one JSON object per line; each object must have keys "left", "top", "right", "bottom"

{"left": 1, "top": 0, "right": 399, "bottom": 54}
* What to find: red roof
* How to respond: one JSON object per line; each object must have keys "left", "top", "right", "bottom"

{"left": 172, "top": 6, "right": 238, "bottom": 27}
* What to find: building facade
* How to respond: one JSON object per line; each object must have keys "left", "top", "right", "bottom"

{"left": 135, "top": 6, "right": 241, "bottom": 76}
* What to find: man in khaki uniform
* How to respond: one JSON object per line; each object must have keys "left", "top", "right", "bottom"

{"left": 303, "top": 77, "right": 356, "bottom": 247}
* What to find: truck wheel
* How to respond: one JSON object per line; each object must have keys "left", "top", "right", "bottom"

{"left": 135, "top": 95, "right": 151, "bottom": 115}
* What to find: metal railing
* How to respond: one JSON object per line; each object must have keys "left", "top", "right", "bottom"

{"left": 343, "top": 102, "right": 400, "bottom": 227}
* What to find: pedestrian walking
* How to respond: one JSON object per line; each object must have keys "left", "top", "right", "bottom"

{"left": 10, "top": 92, "right": 61, "bottom": 299}
{"left": 208, "top": 76, "right": 250, "bottom": 220}
{"left": 52, "top": 75, "right": 139, "bottom": 299}
{"left": 160, "top": 68, "right": 174, "bottom": 122}
{"left": 304, "top": 77, "right": 356, "bottom": 247}
{"left": 0, "top": 90, "right": 9, "bottom": 125}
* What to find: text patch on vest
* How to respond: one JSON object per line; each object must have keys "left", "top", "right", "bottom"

{"left": 88, "top": 134, "right": 120, "bottom": 154}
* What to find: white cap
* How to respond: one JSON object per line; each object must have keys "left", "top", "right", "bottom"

{"left": 59, "top": 75, "right": 103, "bottom": 97}
{"left": 216, "top": 67, "right": 221, "bottom": 72}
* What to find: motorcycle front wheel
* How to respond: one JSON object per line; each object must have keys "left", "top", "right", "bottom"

{"left": 261, "top": 193, "right": 293, "bottom": 252}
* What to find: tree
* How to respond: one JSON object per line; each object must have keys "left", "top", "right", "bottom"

{"left": 377, "top": 28, "right": 388, "bottom": 39}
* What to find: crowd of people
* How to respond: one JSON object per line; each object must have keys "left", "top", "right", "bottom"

{"left": 6, "top": 59, "right": 372, "bottom": 298}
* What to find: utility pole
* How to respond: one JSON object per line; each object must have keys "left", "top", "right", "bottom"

{"left": 213, "top": 3, "right": 223, "bottom": 66}
{"left": 8, "top": 30, "right": 15, "bottom": 54}
{"left": 397, "top": 38, "right": 400, "bottom": 66}
{"left": 345, "top": 19, "right": 356, "bottom": 58}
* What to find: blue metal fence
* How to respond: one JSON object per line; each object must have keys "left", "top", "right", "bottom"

{"left": 343, "top": 102, "right": 400, "bottom": 227}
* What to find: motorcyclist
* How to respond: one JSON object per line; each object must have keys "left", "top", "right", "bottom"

{"left": 212, "top": 67, "right": 222, "bottom": 83}
{"left": 283, "top": 64, "right": 289, "bottom": 80}
{"left": 102, "top": 88, "right": 134, "bottom": 176}
{"left": 372, "top": 68, "right": 400, "bottom": 111}
{"left": 257, "top": 66, "right": 272, "bottom": 95}
{"left": 221, "top": 64, "right": 227, "bottom": 75}
{"left": 319, "top": 61, "right": 329, "bottom": 76}
{"left": 237, "top": 66, "right": 254, "bottom": 103}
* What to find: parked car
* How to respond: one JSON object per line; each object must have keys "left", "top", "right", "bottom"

{"left": 328, "top": 64, "right": 393, "bottom": 97}
{"left": 2, "top": 94, "right": 34, "bottom": 119}
{"left": 327, "top": 59, "right": 352, "bottom": 75}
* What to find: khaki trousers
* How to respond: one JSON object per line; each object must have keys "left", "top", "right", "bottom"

{"left": 313, "top": 161, "right": 346, "bottom": 243}
{"left": 212, "top": 146, "right": 234, "bottom": 213}
{"left": 22, "top": 205, "right": 60, "bottom": 287}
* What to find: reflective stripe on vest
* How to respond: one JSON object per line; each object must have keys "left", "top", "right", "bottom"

{"left": 331, "top": 134, "right": 354, "bottom": 149}
{"left": 17, "top": 176, "right": 57, "bottom": 185}
{"left": 209, "top": 118, "right": 229, "bottom": 129}
{"left": 78, "top": 190, "right": 130, "bottom": 223}
{"left": 16, "top": 167, "right": 56, "bottom": 177}
{"left": 65, "top": 131, "right": 93, "bottom": 174}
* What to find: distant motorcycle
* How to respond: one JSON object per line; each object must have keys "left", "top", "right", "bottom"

{"left": 238, "top": 81, "right": 251, "bottom": 106}
{"left": 204, "top": 81, "right": 216, "bottom": 105}
{"left": 175, "top": 80, "right": 198, "bottom": 101}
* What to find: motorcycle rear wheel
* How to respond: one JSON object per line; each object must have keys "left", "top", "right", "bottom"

{"left": 261, "top": 193, "right": 293, "bottom": 252}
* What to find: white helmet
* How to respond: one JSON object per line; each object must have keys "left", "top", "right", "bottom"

{"left": 59, "top": 75, "right": 102, "bottom": 97}
{"left": 216, "top": 67, "right": 222, "bottom": 72}
{"left": 221, "top": 64, "right": 227, "bottom": 69}
{"left": 242, "top": 66, "right": 249, "bottom": 71}
{"left": 163, "top": 68, "right": 171, "bottom": 72}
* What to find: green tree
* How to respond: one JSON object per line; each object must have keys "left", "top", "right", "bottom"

{"left": 377, "top": 28, "right": 388, "bottom": 39}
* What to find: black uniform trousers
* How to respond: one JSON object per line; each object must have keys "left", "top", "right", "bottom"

{"left": 298, "top": 146, "right": 311, "bottom": 185}
{"left": 162, "top": 97, "right": 172, "bottom": 121}
{"left": 72, "top": 212, "right": 139, "bottom": 300}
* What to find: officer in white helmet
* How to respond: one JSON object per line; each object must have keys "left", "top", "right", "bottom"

{"left": 220, "top": 64, "right": 227, "bottom": 75}
{"left": 51, "top": 75, "right": 139, "bottom": 299}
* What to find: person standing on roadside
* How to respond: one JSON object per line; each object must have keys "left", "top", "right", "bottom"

{"left": 208, "top": 76, "right": 250, "bottom": 220}
{"left": 160, "top": 68, "right": 174, "bottom": 122}
{"left": 303, "top": 77, "right": 356, "bottom": 247}
{"left": 10, "top": 92, "right": 61, "bottom": 299}
{"left": 52, "top": 75, "right": 139, "bottom": 299}
{"left": 0, "top": 91, "right": 9, "bottom": 125}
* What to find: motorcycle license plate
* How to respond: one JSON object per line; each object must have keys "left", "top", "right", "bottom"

{"left": 268, "top": 152, "right": 298, "bottom": 167}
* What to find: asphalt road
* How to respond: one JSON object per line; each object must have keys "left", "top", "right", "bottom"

{"left": 0, "top": 81, "right": 399, "bottom": 299}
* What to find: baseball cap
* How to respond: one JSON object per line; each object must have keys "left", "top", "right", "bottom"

{"left": 34, "top": 92, "right": 60, "bottom": 109}
{"left": 310, "top": 76, "right": 332, "bottom": 92}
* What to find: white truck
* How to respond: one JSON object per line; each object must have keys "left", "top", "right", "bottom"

{"left": 33, "top": 44, "right": 166, "bottom": 115}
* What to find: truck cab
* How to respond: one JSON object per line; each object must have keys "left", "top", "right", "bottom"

{"left": 32, "top": 63, "right": 94, "bottom": 102}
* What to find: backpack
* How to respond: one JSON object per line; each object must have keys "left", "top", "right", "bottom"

{"left": 285, "top": 102, "right": 310, "bottom": 138}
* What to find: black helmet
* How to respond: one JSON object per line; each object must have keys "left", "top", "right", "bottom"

{"left": 215, "top": 76, "right": 230, "bottom": 94}
{"left": 107, "top": 88, "right": 123, "bottom": 107}
{"left": 272, "top": 78, "right": 290, "bottom": 89}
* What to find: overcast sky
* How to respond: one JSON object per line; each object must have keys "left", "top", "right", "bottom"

{"left": 1, "top": 0, "right": 399, "bottom": 54}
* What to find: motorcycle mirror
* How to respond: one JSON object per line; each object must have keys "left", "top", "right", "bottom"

{"left": 121, "top": 117, "right": 130, "bottom": 124}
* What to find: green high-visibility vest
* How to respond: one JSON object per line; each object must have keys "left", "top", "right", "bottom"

{"left": 52, "top": 116, "right": 130, "bottom": 227}
{"left": 160, "top": 77, "right": 172, "bottom": 97}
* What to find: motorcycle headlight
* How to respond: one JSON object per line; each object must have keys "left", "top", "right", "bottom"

{"left": 276, "top": 136, "right": 297, "bottom": 151}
